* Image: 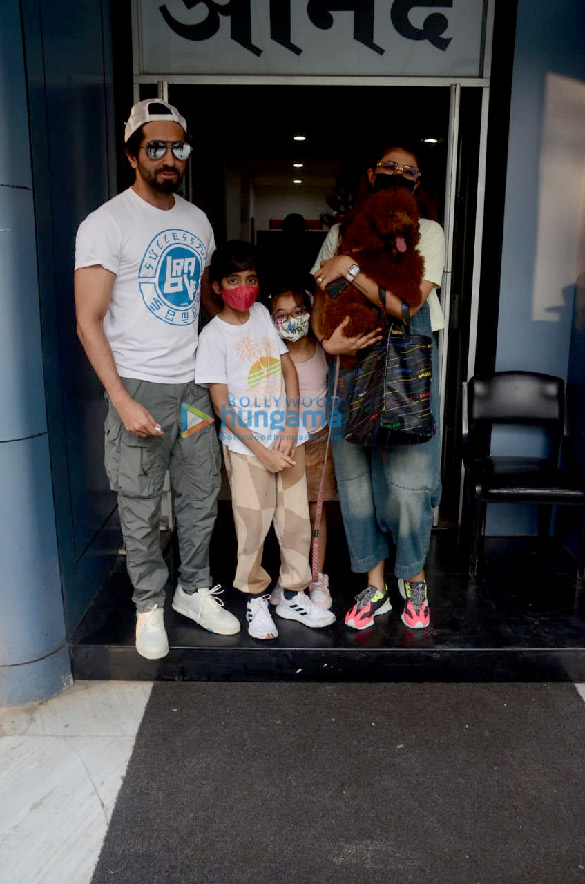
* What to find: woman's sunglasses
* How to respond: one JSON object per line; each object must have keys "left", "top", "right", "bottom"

{"left": 143, "top": 140, "right": 192, "bottom": 161}
{"left": 376, "top": 160, "right": 421, "bottom": 181}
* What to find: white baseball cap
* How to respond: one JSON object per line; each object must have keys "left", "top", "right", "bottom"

{"left": 124, "top": 99, "right": 187, "bottom": 142}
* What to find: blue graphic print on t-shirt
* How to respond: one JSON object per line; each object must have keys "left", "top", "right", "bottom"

{"left": 139, "top": 228, "right": 205, "bottom": 326}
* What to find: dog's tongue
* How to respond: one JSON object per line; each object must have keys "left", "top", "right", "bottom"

{"left": 396, "top": 235, "right": 407, "bottom": 253}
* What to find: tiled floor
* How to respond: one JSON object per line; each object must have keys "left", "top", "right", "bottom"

{"left": 1, "top": 679, "right": 585, "bottom": 883}
{"left": 0, "top": 682, "right": 152, "bottom": 884}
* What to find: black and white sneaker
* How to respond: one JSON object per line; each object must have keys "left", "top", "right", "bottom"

{"left": 275, "top": 591, "right": 336, "bottom": 628}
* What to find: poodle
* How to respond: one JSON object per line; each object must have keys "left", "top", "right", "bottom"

{"left": 314, "top": 187, "right": 424, "bottom": 349}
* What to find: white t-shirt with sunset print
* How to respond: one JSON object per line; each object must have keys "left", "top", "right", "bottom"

{"left": 195, "top": 302, "right": 309, "bottom": 455}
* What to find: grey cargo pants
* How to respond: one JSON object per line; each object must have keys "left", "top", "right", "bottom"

{"left": 104, "top": 379, "right": 221, "bottom": 612}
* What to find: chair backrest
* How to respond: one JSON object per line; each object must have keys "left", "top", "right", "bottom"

{"left": 464, "top": 371, "right": 565, "bottom": 460}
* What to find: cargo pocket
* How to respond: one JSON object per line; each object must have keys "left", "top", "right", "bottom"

{"left": 104, "top": 412, "right": 122, "bottom": 492}
{"left": 179, "top": 422, "right": 222, "bottom": 495}
{"left": 118, "top": 432, "right": 167, "bottom": 498}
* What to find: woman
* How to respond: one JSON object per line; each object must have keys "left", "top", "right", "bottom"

{"left": 312, "top": 142, "right": 445, "bottom": 631}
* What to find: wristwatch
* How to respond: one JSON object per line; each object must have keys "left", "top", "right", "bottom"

{"left": 346, "top": 262, "right": 360, "bottom": 282}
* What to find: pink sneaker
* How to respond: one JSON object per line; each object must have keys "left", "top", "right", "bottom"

{"left": 400, "top": 580, "right": 430, "bottom": 629}
{"left": 309, "top": 572, "right": 332, "bottom": 609}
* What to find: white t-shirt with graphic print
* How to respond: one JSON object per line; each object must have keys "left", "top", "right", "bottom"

{"left": 75, "top": 187, "right": 215, "bottom": 383}
{"left": 195, "top": 303, "right": 309, "bottom": 456}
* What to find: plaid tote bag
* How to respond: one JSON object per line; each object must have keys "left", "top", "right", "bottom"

{"left": 344, "top": 296, "right": 435, "bottom": 448}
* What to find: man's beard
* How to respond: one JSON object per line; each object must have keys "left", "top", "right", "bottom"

{"left": 138, "top": 159, "right": 184, "bottom": 194}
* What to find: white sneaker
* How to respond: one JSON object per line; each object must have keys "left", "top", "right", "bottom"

{"left": 272, "top": 577, "right": 332, "bottom": 609}
{"left": 135, "top": 605, "right": 169, "bottom": 660}
{"left": 246, "top": 594, "right": 279, "bottom": 640}
{"left": 309, "top": 572, "right": 332, "bottom": 609}
{"left": 276, "top": 591, "right": 336, "bottom": 628}
{"left": 172, "top": 583, "right": 240, "bottom": 635}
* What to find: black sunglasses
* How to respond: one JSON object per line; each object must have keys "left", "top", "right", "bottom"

{"left": 143, "top": 140, "right": 192, "bottom": 161}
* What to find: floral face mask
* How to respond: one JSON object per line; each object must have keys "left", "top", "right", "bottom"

{"left": 274, "top": 312, "right": 310, "bottom": 342}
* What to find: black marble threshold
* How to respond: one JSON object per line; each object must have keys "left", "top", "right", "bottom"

{"left": 71, "top": 645, "right": 585, "bottom": 683}
{"left": 70, "top": 508, "right": 585, "bottom": 682}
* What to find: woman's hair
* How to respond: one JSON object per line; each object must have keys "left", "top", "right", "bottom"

{"left": 366, "top": 139, "right": 422, "bottom": 173}
{"left": 209, "top": 240, "right": 257, "bottom": 285}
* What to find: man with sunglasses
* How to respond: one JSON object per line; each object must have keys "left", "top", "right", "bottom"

{"left": 75, "top": 99, "right": 240, "bottom": 660}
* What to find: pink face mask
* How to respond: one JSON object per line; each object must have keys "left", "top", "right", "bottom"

{"left": 221, "top": 285, "right": 259, "bottom": 311}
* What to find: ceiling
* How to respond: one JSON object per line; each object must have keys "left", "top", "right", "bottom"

{"left": 171, "top": 83, "right": 451, "bottom": 199}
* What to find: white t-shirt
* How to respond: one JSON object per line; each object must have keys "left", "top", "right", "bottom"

{"left": 195, "top": 303, "right": 309, "bottom": 455}
{"left": 311, "top": 219, "right": 446, "bottom": 332}
{"left": 75, "top": 188, "right": 215, "bottom": 383}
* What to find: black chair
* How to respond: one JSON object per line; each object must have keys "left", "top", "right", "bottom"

{"left": 461, "top": 371, "right": 585, "bottom": 578}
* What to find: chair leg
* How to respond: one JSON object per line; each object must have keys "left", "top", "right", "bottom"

{"left": 460, "top": 473, "right": 472, "bottom": 553}
{"left": 469, "top": 497, "right": 486, "bottom": 577}
{"left": 538, "top": 504, "right": 552, "bottom": 540}
{"left": 576, "top": 509, "right": 585, "bottom": 582}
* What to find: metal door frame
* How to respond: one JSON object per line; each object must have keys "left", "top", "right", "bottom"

{"left": 131, "top": 0, "right": 496, "bottom": 521}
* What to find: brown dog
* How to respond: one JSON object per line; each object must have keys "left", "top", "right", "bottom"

{"left": 315, "top": 187, "right": 424, "bottom": 347}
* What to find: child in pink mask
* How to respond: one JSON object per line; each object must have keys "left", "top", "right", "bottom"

{"left": 268, "top": 278, "right": 338, "bottom": 610}
{"left": 195, "top": 241, "right": 335, "bottom": 639}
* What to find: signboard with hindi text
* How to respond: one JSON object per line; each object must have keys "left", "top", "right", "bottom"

{"left": 135, "top": 0, "right": 489, "bottom": 79}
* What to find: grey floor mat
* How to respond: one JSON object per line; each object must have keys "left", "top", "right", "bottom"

{"left": 91, "top": 682, "right": 585, "bottom": 884}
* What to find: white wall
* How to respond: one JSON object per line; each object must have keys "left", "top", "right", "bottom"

{"left": 491, "top": 0, "right": 585, "bottom": 535}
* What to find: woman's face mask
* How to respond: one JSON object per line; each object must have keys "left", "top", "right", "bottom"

{"left": 221, "top": 285, "right": 259, "bottom": 311}
{"left": 372, "top": 173, "right": 416, "bottom": 194}
{"left": 274, "top": 312, "right": 310, "bottom": 342}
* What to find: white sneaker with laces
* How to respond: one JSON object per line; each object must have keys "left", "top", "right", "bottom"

{"left": 172, "top": 583, "right": 240, "bottom": 635}
{"left": 276, "top": 591, "right": 336, "bottom": 628}
{"left": 246, "top": 594, "right": 279, "bottom": 640}
{"left": 309, "top": 572, "right": 332, "bottom": 609}
{"left": 135, "top": 605, "right": 169, "bottom": 660}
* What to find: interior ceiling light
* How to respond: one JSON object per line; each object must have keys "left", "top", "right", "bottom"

{"left": 293, "top": 134, "right": 306, "bottom": 141}
{"left": 293, "top": 179, "right": 303, "bottom": 184}
{"left": 293, "top": 162, "right": 304, "bottom": 168}
{"left": 422, "top": 137, "right": 439, "bottom": 143}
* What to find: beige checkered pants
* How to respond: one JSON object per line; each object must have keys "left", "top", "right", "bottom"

{"left": 223, "top": 444, "right": 312, "bottom": 595}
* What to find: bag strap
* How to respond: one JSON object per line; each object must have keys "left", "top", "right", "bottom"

{"left": 379, "top": 286, "right": 411, "bottom": 334}
{"left": 378, "top": 287, "right": 390, "bottom": 327}
{"left": 401, "top": 300, "right": 411, "bottom": 335}
{"left": 310, "top": 355, "right": 340, "bottom": 583}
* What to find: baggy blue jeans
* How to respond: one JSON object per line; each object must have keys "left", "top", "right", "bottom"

{"left": 329, "top": 302, "right": 441, "bottom": 578}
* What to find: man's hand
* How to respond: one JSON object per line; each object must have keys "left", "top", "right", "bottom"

{"left": 322, "top": 316, "right": 383, "bottom": 356}
{"left": 257, "top": 446, "right": 296, "bottom": 473}
{"left": 113, "top": 394, "right": 164, "bottom": 438}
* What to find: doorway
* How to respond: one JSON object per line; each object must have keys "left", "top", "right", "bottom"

{"left": 138, "top": 81, "right": 483, "bottom": 526}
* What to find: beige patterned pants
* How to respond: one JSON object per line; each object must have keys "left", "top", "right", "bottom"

{"left": 223, "top": 445, "right": 312, "bottom": 595}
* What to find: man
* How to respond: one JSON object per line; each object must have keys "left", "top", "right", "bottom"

{"left": 75, "top": 99, "right": 240, "bottom": 660}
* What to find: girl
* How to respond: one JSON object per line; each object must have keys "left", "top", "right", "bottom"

{"left": 312, "top": 141, "right": 445, "bottom": 631}
{"left": 194, "top": 241, "right": 335, "bottom": 640}
{"left": 268, "top": 278, "right": 338, "bottom": 610}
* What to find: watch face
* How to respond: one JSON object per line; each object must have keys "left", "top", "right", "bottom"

{"left": 348, "top": 263, "right": 360, "bottom": 279}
